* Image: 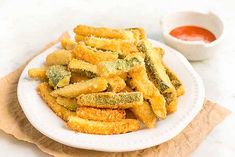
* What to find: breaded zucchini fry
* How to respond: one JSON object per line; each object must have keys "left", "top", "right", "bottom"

{"left": 126, "top": 27, "right": 146, "bottom": 40}
{"left": 83, "top": 36, "right": 138, "bottom": 56}
{"left": 68, "top": 59, "right": 98, "bottom": 78}
{"left": 70, "top": 73, "right": 89, "bottom": 83}
{"left": 165, "top": 66, "right": 185, "bottom": 96}
{"left": 73, "top": 43, "right": 119, "bottom": 64}
{"left": 97, "top": 54, "right": 145, "bottom": 77}
{"left": 37, "top": 83, "right": 75, "bottom": 121}
{"left": 149, "top": 93, "right": 167, "bottom": 118}
{"left": 130, "top": 101, "right": 156, "bottom": 128}
{"left": 77, "top": 92, "right": 143, "bottom": 109}
{"left": 154, "top": 47, "right": 184, "bottom": 97}
{"left": 56, "top": 97, "right": 78, "bottom": 111}
{"left": 154, "top": 47, "right": 165, "bottom": 57}
{"left": 28, "top": 68, "right": 47, "bottom": 80}
{"left": 77, "top": 107, "right": 126, "bottom": 122}
{"left": 137, "top": 41, "right": 172, "bottom": 93}
{"left": 126, "top": 29, "right": 140, "bottom": 43}
{"left": 51, "top": 77, "right": 108, "bottom": 98}
{"left": 67, "top": 116, "right": 140, "bottom": 135}
{"left": 61, "top": 37, "right": 77, "bottom": 50}
{"left": 46, "top": 49, "right": 73, "bottom": 65}
{"left": 137, "top": 40, "right": 178, "bottom": 113}
{"left": 162, "top": 92, "right": 178, "bottom": 113}
{"left": 106, "top": 76, "right": 126, "bottom": 92}
{"left": 75, "top": 34, "right": 85, "bottom": 43}
{"left": 129, "top": 68, "right": 166, "bottom": 118}
{"left": 73, "top": 25, "right": 135, "bottom": 41}
{"left": 46, "top": 65, "right": 71, "bottom": 89}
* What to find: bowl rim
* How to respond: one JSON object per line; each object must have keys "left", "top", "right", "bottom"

{"left": 161, "top": 11, "right": 224, "bottom": 47}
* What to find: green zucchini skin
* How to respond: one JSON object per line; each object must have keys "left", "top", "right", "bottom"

{"left": 77, "top": 92, "right": 143, "bottom": 109}
{"left": 165, "top": 65, "right": 185, "bottom": 97}
{"left": 137, "top": 41, "right": 173, "bottom": 93}
{"left": 68, "top": 59, "right": 98, "bottom": 78}
{"left": 74, "top": 69, "right": 97, "bottom": 78}
{"left": 46, "top": 65, "right": 71, "bottom": 89}
{"left": 98, "top": 54, "right": 144, "bottom": 77}
{"left": 137, "top": 40, "right": 178, "bottom": 113}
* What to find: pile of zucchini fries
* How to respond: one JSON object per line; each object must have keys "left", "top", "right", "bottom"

{"left": 28, "top": 25, "right": 185, "bottom": 135}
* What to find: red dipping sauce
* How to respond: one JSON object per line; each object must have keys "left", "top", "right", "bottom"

{"left": 170, "top": 25, "right": 216, "bottom": 43}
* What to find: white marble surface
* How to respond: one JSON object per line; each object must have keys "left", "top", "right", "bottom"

{"left": 0, "top": 0, "right": 235, "bottom": 156}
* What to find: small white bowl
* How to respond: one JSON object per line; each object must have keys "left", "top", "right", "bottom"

{"left": 161, "top": 11, "right": 224, "bottom": 61}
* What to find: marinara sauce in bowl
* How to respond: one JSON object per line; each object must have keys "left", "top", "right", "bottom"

{"left": 161, "top": 11, "right": 224, "bottom": 61}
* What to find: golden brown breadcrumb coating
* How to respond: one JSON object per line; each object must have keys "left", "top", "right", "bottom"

{"left": 67, "top": 116, "right": 140, "bottom": 135}
{"left": 37, "top": 83, "right": 76, "bottom": 121}
{"left": 51, "top": 77, "right": 108, "bottom": 98}
{"left": 28, "top": 68, "right": 47, "bottom": 80}
{"left": 76, "top": 107, "right": 126, "bottom": 122}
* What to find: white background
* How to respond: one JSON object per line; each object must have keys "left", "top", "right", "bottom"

{"left": 0, "top": 0, "right": 235, "bottom": 156}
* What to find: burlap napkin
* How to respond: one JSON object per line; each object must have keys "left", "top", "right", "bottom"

{"left": 0, "top": 33, "right": 230, "bottom": 157}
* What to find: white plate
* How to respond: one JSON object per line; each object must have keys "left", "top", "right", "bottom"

{"left": 17, "top": 38, "right": 205, "bottom": 152}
